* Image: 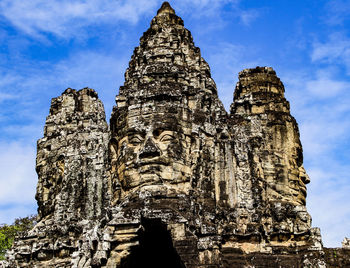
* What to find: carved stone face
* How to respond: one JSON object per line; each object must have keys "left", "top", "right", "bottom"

{"left": 264, "top": 124, "right": 310, "bottom": 206}
{"left": 111, "top": 109, "right": 193, "bottom": 192}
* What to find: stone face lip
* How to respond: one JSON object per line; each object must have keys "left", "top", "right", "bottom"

{"left": 5, "top": 2, "right": 346, "bottom": 268}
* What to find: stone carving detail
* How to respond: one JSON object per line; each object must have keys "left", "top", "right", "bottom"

{"left": 5, "top": 2, "right": 343, "bottom": 267}
{"left": 228, "top": 67, "right": 313, "bottom": 243}
{"left": 36, "top": 88, "right": 110, "bottom": 221}
{"left": 109, "top": 0, "right": 226, "bottom": 204}
{"left": 232, "top": 67, "right": 310, "bottom": 206}
{"left": 6, "top": 88, "right": 110, "bottom": 267}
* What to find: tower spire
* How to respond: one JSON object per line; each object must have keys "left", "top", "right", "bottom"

{"left": 157, "top": 1, "right": 175, "bottom": 15}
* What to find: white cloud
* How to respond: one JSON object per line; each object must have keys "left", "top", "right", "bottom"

{"left": 173, "top": 0, "right": 260, "bottom": 30}
{"left": 300, "top": 119, "right": 350, "bottom": 157}
{"left": 285, "top": 71, "right": 350, "bottom": 157}
{"left": 0, "top": 0, "right": 257, "bottom": 40}
{"left": 282, "top": 68, "right": 350, "bottom": 247}
{"left": 307, "top": 166, "right": 350, "bottom": 247}
{"left": 0, "top": 142, "right": 37, "bottom": 224}
{"left": 0, "top": 0, "right": 159, "bottom": 39}
{"left": 302, "top": 122, "right": 350, "bottom": 247}
{"left": 311, "top": 33, "right": 350, "bottom": 74}
{"left": 206, "top": 42, "right": 261, "bottom": 110}
{"left": 53, "top": 51, "right": 128, "bottom": 115}
{"left": 2, "top": 124, "right": 43, "bottom": 142}
{"left": 305, "top": 77, "right": 350, "bottom": 98}
{"left": 174, "top": 0, "right": 238, "bottom": 16}
{"left": 325, "top": 0, "right": 350, "bottom": 25}
{"left": 0, "top": 72, "right": 22, "bottom": 88}
{"left": 239, "top": 9, "right": 260, "bottom": 26}
{"left": 0, "top": 50, "right": 128, "bottom": 127}
{"left": 0, "top": 92, "right": 16, "bottom": 102}
{"left": 0, "top": 205, "right": 37, "bottom": 225}
{"left": 54, "top": 51, "right": 126, "bottom": 88}
{"left": 312, "top": 36, "right": 350, "bottom": 62}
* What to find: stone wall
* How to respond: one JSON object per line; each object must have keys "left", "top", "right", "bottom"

{"left": 3, "top": 2, "right": 346, "bottom": 267}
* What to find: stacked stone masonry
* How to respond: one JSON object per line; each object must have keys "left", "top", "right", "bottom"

{"left": 3, "top": 2, "right": 349, "bottom": 268}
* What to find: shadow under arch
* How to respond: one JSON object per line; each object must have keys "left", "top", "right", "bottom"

{"left": 120, "top": 218, "right": 186, "bottom": 268}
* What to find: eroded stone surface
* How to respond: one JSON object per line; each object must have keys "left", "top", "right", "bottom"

{"left": 6, "top": 88, "right": 110, "bottom": 267}
{"left": 228, "top": 67, "right": 314, "bottom": 246}
{"left": 4, "top": 2, "right": 344, "bottom": 267}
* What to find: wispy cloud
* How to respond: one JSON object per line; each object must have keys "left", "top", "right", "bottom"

{"left": 0, "top": 72, "right": 22, "bottom": 88}
{"left": 283, "top": 67, "right": 350, "bottom": 247}
{"left": 0, "top": 50, "right": 128, "bottom": 128}
{"left": 0, "top": 0, "right": 159, "bottom": 39}
{"left": 0, "top": 92, "right": 16, "bottom": 103}
{"left": 307, "top": 165, "right": 350, "bottom": 246}
{"left": 174, "top": 0, "right": 238, "bottom": 16}
{"left": 325, "top": 0, "right": 350, "bottom": 25}
{"left": 305, "top": 71, "right": 350, "bottom": 98}
{"left": 239, "top": 9, "right": 260, "bottom": 26}
{"left": 312, "top": 34, "right": 350, "bottom": 62}
{"left": 311, "top": 33, "right": 350, "bottom": 74}
{"left": 174, "top": 0, "right": 260, "bottom": 29}
{"left": 207, "top": 42, "right": 261, "bottom": 110}
{"left": 0, "top": 142, "right": 37, "bottom": 218}
{"left": 0, "top": 0, "right": 258, "bottom": 41}
{"left": 53, "top": 51, "right": 128, "bottom": 115}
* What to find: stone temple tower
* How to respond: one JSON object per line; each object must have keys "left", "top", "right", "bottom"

{"left": 5, "top": 2, "right": 332, "bottom": 267}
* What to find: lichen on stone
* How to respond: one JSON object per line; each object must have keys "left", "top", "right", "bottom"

{"left": 4, "top": 2, "right": 348, "bottom": 268}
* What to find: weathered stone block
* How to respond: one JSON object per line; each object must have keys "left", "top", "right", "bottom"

{"left": 4, "top": 2, "right": 344, "bottom": 268}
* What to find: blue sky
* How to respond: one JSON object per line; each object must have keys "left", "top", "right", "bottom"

{"left": 0, "top": 0, "right": 349, "bottom": 247}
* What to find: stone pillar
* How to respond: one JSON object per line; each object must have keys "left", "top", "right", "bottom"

{"left": 9, "top": 88, "right": 110, "bottom": 267}
{"left": 229, "top": 66, "right": 313, "bottom": 248}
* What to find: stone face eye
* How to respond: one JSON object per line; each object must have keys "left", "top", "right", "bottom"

{"left": 160, "top": 134, "right": 175, "bottom": 142}
{"left": 129, "top": 135, "right": 143, "bottom": 145}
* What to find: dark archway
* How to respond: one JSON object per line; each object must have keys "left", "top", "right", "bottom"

{"left": 121, "top": 218, "right": 186, "bottom": 268}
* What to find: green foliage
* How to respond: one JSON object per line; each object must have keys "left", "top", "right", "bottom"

{"left": 0, "top": 215, "right": 36, "bottom": 260}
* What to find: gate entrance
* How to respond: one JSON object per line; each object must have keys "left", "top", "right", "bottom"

{"left": 121, "top": 218, "right": 185, "bottom": 268}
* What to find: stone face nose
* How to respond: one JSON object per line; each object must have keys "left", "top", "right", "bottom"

{"left": 139, "top": 137, "right": 161, "bottom": 159}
